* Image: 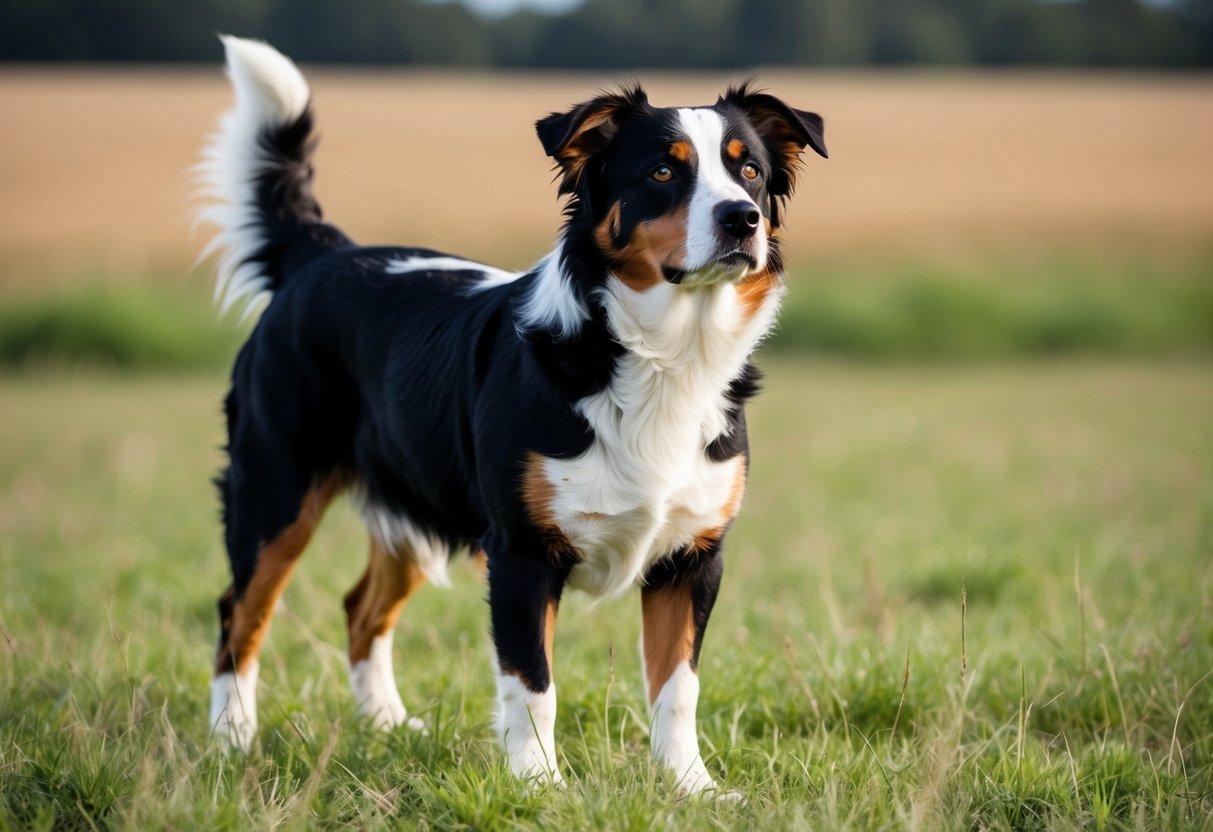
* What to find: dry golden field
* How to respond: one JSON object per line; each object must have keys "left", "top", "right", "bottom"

{"left": 1, "top": 67, "right": 1212, "bottom": 283}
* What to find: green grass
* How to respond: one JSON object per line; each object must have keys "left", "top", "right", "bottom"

{"left": 1, "top": 359, "right": 1210, "bottom": 829}
{"left": 0, "top": 278, "right": 245, "bottom": 372}
{"left": 2, "top": 247, "right": 1211, "bottom": 370}
{"left": 774, "top": 248, "right": 1213, "bottom": 359}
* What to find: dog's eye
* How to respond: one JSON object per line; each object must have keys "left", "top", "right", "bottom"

{"left": 650, "top": 164, "right": 674, "bottom": 183}
{"left": 741, "top": 162, "right": 761, "bottom": 181}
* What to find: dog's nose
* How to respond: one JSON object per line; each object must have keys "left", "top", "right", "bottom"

{"left": 715, "top": 201, "right": 760, "bottom": 239}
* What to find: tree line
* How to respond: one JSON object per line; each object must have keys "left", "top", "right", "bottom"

{"left": 3, "top": 0, "right": 1211, "bottom": 67}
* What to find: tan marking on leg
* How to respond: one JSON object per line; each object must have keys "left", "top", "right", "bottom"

{"left": 216, "top": 474, "right": 345, "bottom": 675}
{"left": 543, "top": 597, "right": 558, "bottom": 669}
{"left": 345, "top": 536, "right": 426, "bottom": 664}
{"left": 521, "top": 451, "right": 557, "bottom": 528}
{"left": 669, "top": 140, "right": 692, "bottom": 162}
{"left": 726, "top": 138, "right": 746, "bottom": 160}
{"left": 520, "top": 451, "right": 577, "bottom": 562}
{"left": 689, "top": 456, "right": 748, "bottom": 553}
{"left": 642, "top": 583, "right": 696, "bottom": 705}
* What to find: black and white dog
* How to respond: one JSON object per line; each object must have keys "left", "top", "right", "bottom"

{"left": 199, "top": 36, "right": 825, "bottom": 796}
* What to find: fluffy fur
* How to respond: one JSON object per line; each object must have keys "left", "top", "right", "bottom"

{"left": 196, "top": 36, "right": 825, "bottom": 796}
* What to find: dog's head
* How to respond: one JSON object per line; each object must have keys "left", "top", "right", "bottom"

{"left": 536, "top": 82, "right": 826, "bottom": 291}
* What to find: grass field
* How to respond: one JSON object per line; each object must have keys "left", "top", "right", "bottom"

{"left": 1, "top": 360, "right": 1210, "bottom": 829}
{"left": 0, "top": 66, "right": 1211, "bottom": 829}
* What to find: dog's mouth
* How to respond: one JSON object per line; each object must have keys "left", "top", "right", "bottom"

{"left": 662, "top": 266, "right": 687, "bottom": 284}
{"left": 717, "top": 250, "right": 758, "bottom": 271}
{"left": 663, "top": 250, "right": 758, "bottom": 286}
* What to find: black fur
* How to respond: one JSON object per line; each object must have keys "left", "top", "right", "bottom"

{"left": 213, "top": 82, "right": 825, "bottom": 698}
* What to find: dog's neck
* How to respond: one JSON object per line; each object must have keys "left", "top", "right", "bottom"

{"left": 517, "top": 234, "right": 784, "bottom": 401}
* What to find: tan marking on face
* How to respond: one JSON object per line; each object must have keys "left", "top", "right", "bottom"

{"left": 595, "top": 201, "right": 624, "bottom": 252}
{"left": 689, "top": 456, "right": 748, "bottom": 553}
{"left": 735, "top": 265, "right": 783, "bottom": 322}
{"left": 597, "top": 202, "right": 691, "bottom": 292}
{"left": 726, "top": 138, "right": 746, "bottom": 160}
{"left": 216, "top": 474, "right": 346, "bottom": 674}
{"left": 669, "top": 140, "right": 692, "bottom": 162}
{"left": 344, "top": 536, "right": 427, "bottom": 664}
{"left": 642, "top": 582, "right": 696, "bottom": 705}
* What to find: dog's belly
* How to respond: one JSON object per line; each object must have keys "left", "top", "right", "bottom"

{"left": 546, "top": 450, "right": 744, "bottom": 599}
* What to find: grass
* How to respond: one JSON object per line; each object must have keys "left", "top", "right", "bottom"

{"left": 775, "top": 249, "right": 1213, "bottom": 359}
{"left": 1, "top": 358, "right": 1210, "bottom": 829}
{"left": 2, "top": 248, "right": 1211, "bottom": 370}
{"left": 2, "top": 65, "right": 1211, "bottom": 828}
{"left": 0, "top": 279, "right": 244, "bottom": 372}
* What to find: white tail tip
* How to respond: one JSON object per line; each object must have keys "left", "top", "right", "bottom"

{"left": 218, "top": 34, "right": 310, "bottom": 127}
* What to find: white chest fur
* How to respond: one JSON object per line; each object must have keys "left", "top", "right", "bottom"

{"left": 536, "top": 277, "right": 782, "bottom": 600}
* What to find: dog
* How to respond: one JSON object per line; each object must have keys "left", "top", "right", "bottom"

{"left": 198, "top": 35, "right": 826, "bottom": 797}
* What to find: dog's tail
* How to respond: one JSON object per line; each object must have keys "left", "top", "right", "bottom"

{"left": 195, "top": 35, "right": 349, "bottom": 319}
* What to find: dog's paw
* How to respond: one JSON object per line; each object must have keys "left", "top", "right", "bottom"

{"left": 669, "top": 761, "right": 744, "bottom": 803}
{"left": 209, "top": 666, "right": 259, "bottom": 752}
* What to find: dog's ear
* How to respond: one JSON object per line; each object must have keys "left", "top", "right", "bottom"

{"left": 536, "top": 85, "right": 648, "bottom": 196}
{"left": 719, "top": 82, "right": 826, "bottom": 226}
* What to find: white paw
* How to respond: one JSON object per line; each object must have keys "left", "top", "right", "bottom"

{"left": 671, "top": 766, "right": 743, "bottom": 803}
{"left": 350, "top": 634, "right": 427, "bottom": 733}
{"left": 497, "top": 675, "right": 562, "bottom": 787}
{"left": 209, "top": 664, "right": 258, "bottom": 751}
{"left": 706, "top": 789, "right": 745, "bottom": 803}
{"left": 503, "top": 732, "right": 565, "bottom": 787}
{"left": 671, "top": 761, "right": 718, "bottom": 797}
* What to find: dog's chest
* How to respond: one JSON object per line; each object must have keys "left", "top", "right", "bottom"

{"left": 538, "top": 356, "right": 745, "bottom": 600}
{"left": 527, "top": 281, "right": 780, "bottom": 600}
{"left": 543, "top": 424, "right": 743, "bottom": 600}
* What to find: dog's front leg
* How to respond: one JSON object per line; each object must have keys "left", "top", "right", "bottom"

{"left": 641, "top": 543, "right": 730, "bottom": 797}
{"left": 488, "top": 549, "right": 567, "bottom": 786}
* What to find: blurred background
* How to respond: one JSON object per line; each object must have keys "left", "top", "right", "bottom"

{"left": 0, "top": 0, "right": 1211, "bottom": 365}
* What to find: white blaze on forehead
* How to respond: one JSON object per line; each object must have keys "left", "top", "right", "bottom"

{"left": 675, "top": 108, "right": 767, "bottom": 275}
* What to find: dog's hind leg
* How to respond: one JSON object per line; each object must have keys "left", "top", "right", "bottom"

{"left": 344, "top": 534, "right": 427, "bottom": 730}
{"left": 211, "top": 470, "right": 343, "bottom": 749}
